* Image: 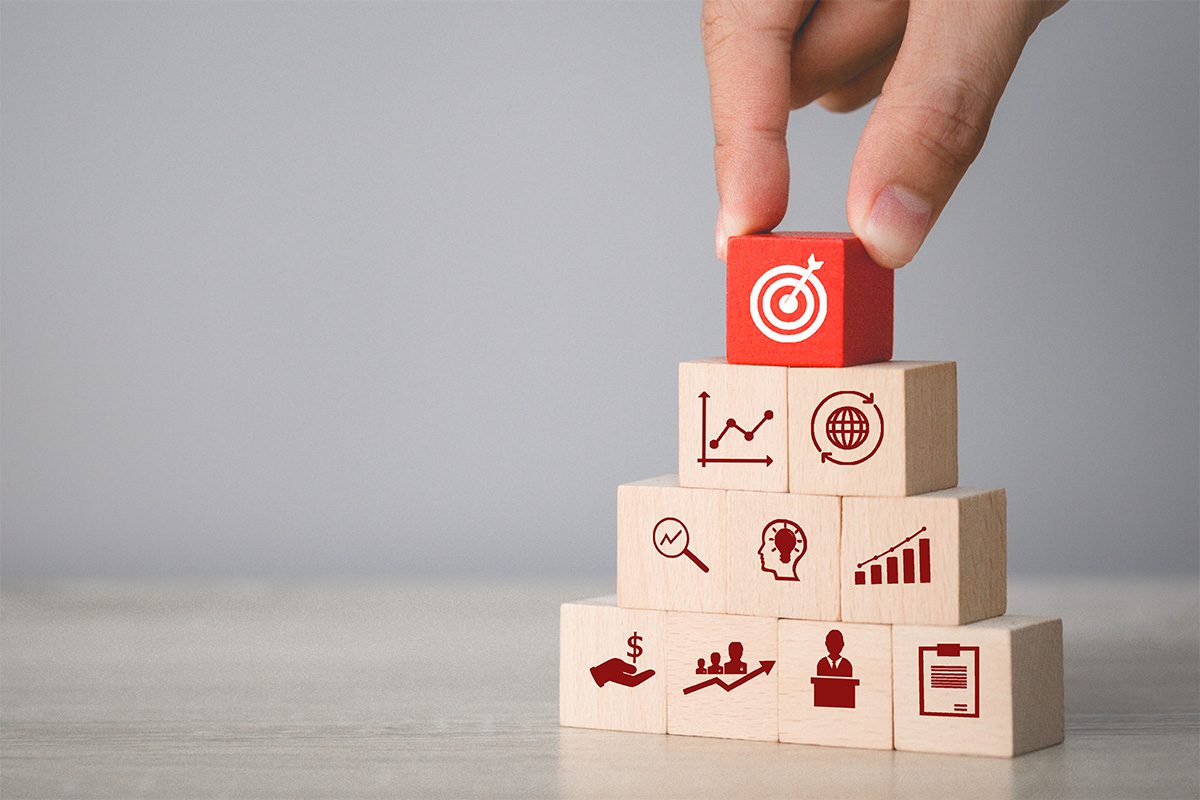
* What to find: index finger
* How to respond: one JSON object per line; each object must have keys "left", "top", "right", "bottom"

{"left": 702, "top": 0, "right": 812, "bottom": 259}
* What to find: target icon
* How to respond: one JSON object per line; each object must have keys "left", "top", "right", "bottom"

{"left": 749, "top": 254, "right": 827, "bottom": 343}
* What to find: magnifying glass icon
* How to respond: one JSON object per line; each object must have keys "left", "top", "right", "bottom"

{"left": 651, "top": 517, "right": 710, "bottom": 573}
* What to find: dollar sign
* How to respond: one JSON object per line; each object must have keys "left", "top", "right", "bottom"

{"left": 627, "top": 631, "right": 644, "bottom": 664}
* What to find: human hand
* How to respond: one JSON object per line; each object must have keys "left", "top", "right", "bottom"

{"left": 589, "top": 657, "right": 656, "bottom": 688}
{"left": 702, "top": 0, "right": 1065, "bottom": 267}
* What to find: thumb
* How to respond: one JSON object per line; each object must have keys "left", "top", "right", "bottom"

{"left": 847, "top": 1, "right": 1057, "bottom": 268}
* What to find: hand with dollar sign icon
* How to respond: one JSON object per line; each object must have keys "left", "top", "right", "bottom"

{"left": 589, "top": 632, "right": 656, "bottom": 688}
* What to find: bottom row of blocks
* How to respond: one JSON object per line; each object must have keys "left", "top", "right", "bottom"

{"left": 560, "top": 596, "right": 1063, "bottom": 757}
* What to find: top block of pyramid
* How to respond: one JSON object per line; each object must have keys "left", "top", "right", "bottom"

{"left": 727, "top": 233, "right": 893, "bottom": 368}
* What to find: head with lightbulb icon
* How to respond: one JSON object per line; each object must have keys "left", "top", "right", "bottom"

{"left": 757, "top": 519, "right": 808, "bottom": 581}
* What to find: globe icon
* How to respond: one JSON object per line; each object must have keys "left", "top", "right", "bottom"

{"left": 825, "top": 405, "right": 870, "bottom": 450}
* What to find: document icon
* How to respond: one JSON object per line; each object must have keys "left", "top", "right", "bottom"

{"left": 918, "top": 643, "right": 980, "bottom": 718}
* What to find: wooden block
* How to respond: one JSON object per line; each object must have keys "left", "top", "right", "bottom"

{"left": 725, "top": 490, "right": 841, "bottom": 620}
{"left": 841, "top": 488, "right": 1006, "bottom": 625}
{"left": 665, "top": 611, "right": 778, "bottom": 741}
{"left": 892, "top": 616, "right": 1064, "bottom": 757}
{"left": 559, "top": 597, "right": 667, "bottom": 734}
{"left": 788, "top": 360, "right": 957, "bottom": 497}
{"left": 727, "top": 232, "right": 893, "bottom": 368}
{"left": 678, "top": 358, "right": 788, "bottom": 493}
{"left": 617, "top": 476, "right": 727, "bottom": 614}
{"left": 778, "top": 620, "right": 893, "bottom": 750}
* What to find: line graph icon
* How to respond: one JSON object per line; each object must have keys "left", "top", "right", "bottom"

{"left": 853, "top": 527, "right": 931, "bottom": 586}
{"left": 749, "top": 254, "right": 827, "bottom": 343}
{"left": 709, "top": 410, "right": 773, "bottom": 450}
{"left": 697, "top": 392, "right": 774, "bottom": 468}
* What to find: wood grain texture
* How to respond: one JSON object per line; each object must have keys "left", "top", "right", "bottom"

{"left": 616, "top": 475, "right": 727, "bottom": 614}
{"left": 841, "top": 488, "right": 1007, "bottom": 625}
{"left": 560, "top": 597, "right": 666, "bottom": 733}
{"left": 778, "top": 620, "right": 893, "bottom": 750}
{"left": 666, "top": 611, "right": 778, "bottom": 742}
{"left": 725, "top": 490, "right": 840, "bottom": 620}
{"left": 2, "top": 579, "right": 1196, "bottom": 799}
{"left": 891, "top": 616, "right": 1064, "bottom": 757}
{"left": 903, "top": 361, "right": 959, "bottom": 495}
{"left": 788, "top": 361, "right": 957, "bottom": 497}
{"left": 678, "top": 359, "right": 788, "bottom": 493}
{"left": 1010, "top": 618, "right": 1065, "bottom": 756}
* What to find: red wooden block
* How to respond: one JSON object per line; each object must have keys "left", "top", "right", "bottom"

{"left": 727, "top": 232, "right": 894, "bottom": 368}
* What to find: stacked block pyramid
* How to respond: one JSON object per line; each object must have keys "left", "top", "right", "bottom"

{"left": 560, "top": 233, "right": 1064, "bottom": 757}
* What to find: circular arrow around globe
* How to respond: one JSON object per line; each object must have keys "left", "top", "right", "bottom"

{"left": 809, "top": 390, "right": 885, "bottom": 466}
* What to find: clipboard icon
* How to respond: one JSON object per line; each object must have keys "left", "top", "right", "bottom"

{"left": 918, "top": 643, "right": 980, "bottom": 718}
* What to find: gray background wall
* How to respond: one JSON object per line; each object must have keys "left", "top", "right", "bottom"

{"left": 2, "top": 1, "right": 1196, "bottom": 580}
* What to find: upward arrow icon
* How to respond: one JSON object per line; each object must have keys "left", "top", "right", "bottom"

{"left": 682, "top": 661, "right": 776, "bottom": 695}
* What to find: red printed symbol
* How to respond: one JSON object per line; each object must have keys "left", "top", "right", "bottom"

{"left": 810, "top": 390, "right": 884, "bottom": 465}
{"left": 652, "top": 517, "right": 709, "bottom": 573}
{"left": 749, "top": 254, "right": 827, "bottom": 343}
{"left": 758, "top": 519, "right": 807, "bottom": 581}
{"left": 854, "top": 527, "right": 931, "bottom": 586}
{"left": 918, "top": 643, "right": 980, "bottom": 718}
{"left": 697, "top": 392, "right": 774, "bottom": 468}
{"left": 683, "top": 641, "right": 775, "bottom": 694}
{"left": 810, "top": 629, "right": 859, "bottom": 708}
{"left": 590, "top": 631, "right": 656, "bottom": 688}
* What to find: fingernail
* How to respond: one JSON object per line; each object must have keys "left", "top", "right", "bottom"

{"left": 715, "top": 210, "right": 728, "bottom": 261}
{"left": 863, "top": 185, "right": 933, "bottom": 268}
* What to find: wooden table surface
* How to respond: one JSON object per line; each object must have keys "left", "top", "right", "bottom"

{"left": 2, "top": 577, "right": 1197, "bottom": 799}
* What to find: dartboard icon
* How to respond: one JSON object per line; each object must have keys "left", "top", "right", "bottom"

{"left": 749, "top": 254, "right": 827, "bottom": 343}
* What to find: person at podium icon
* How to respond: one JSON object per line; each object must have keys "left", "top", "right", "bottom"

{"left": 724, "top": 641, "right": 748, "bottom": 674}
{"left": 817, "top": 630, "right": 853, "bottom": 677}
{"left": 811, "top": 629, "right": 858, "bottom": 708}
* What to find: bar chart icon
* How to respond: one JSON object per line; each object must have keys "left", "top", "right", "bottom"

{"left": 853, "top": 527, "right": 931, "bottom": 586}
